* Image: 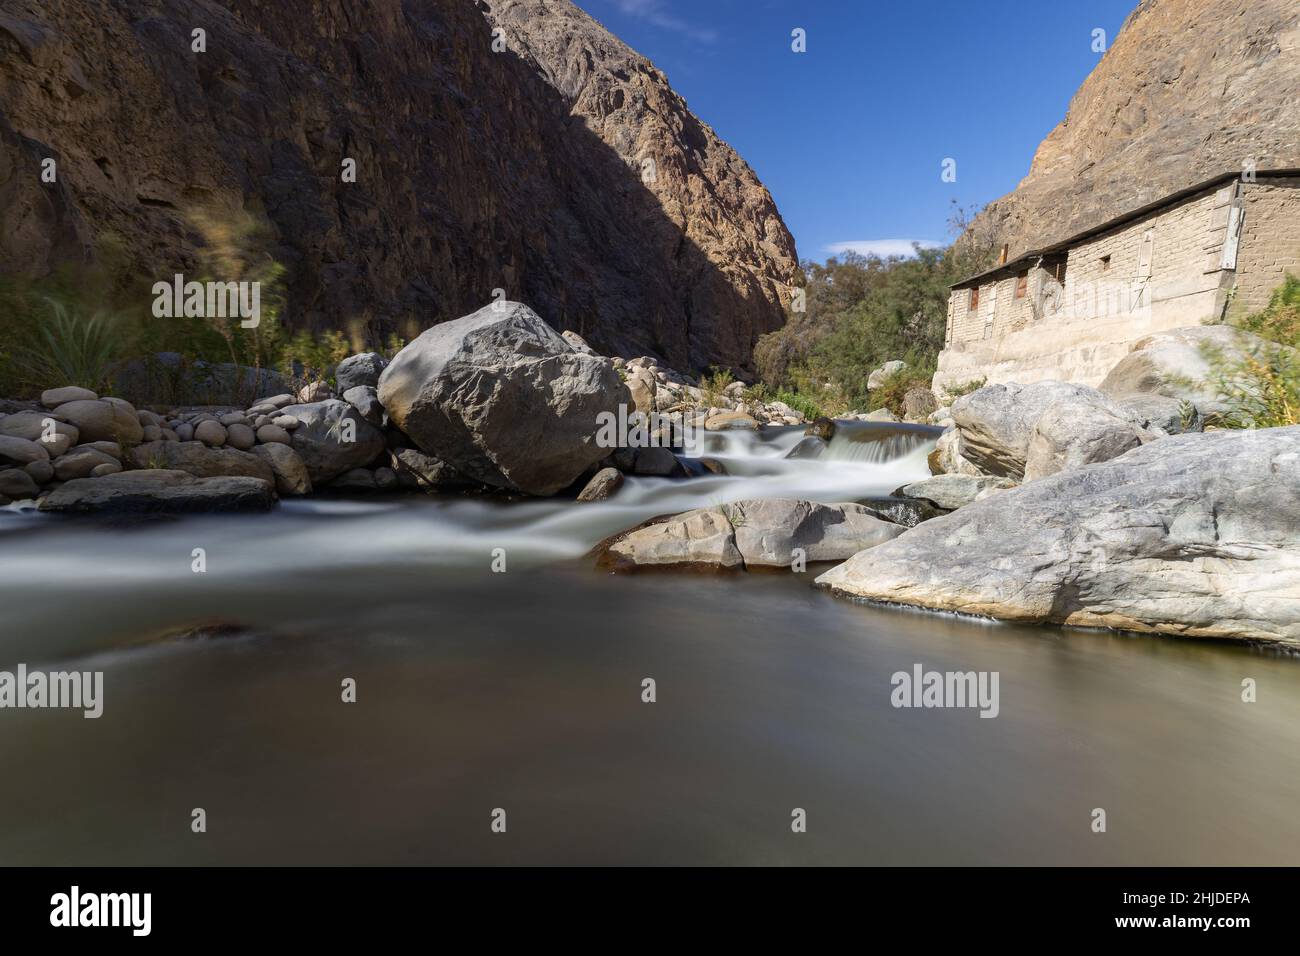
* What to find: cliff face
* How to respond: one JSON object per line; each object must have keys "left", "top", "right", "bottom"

{"left": 0, "top": 0, "right": 798, "bottom": 373}
{"left": 968, "top": 0, "right": 1300, "bottom": 260}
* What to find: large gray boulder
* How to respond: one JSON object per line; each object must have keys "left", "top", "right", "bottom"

{"left": 0, "top": 412, "right": 79, "bottom": 455}
{"left": 280, "top": 399, "right": 386, "bottom": 483}
{"left": 600, "top": 508, "right": 742, "bottom": 570}
{"left": 40, "top": 386, "right": 97, "bottom": 407}
{"left": 1024, "top": 397, "right": 1146, "bottom": 480}
{"left": 388, "top": 447, "right": 478, "bottom": 492}
{"left": 130, "top": 440, "right": 275, "bottom": 485}
{"left": 1098, "top": 325, "right": 1290, "bottom": 412}
{"left": 1115, "top": 394, "right": 1199, "bottom": 435}
{"left": 902, "top": 386, "right": 938, "bottom": 423}
{"left": 867, "top": 360, "right": 906, "bottom": 391}
{"left": 45, "top": 398, "right": 143, "bottom": 445}
{"left": 951, "top": 381, "right": 1147, "bottom": 480}
{"left": 895, "top": 474, "right": 1016, "bottom": 511}
{"left": 335, "top": 352, "right": 388, "bottom": 393}
{"left": 342, "top": 385, "right": 385, "bottom": 427}
{"left": 598, "top": 499, "right": 906, "bottom": 571}
{"left": 39, "top": 470, "right": 274, "bottom": 515}
{"left": 251, "top": 443, "right": 313, "bottom": 496}
{"left": 53, "top": 448, "right": 119, "bottom": 480}
{"left": 561, "top": 330, "right": 596, "bottom": 355}
{"left": 377, "top": 301, "right": 629, "bottom": 496}
{"left": 929, "top": 428, "right": 981, "bottom": 477}
{"left": 0, "top": 468, "right": 40, "bottom": 499}
{"left": 0, "top": 435, "right": 49, "bottom": 466}
{"left": 816, "top": 427, "right": 1300, "bottom": 645}
{"left": 576, "top": 467, "right": 623, "bottom": 502}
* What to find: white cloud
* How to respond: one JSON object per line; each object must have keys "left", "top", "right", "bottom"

{"left": 824, "top": 239, "right": 943, "bottom": 259}
{"left": 608, "top": 0, "right": 717, "bottom": 42}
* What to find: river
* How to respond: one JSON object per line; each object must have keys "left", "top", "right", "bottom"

{"left": 1, "top": 424, "right": 1297, "bottom": 864}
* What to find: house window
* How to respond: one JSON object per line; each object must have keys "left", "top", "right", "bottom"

{"left": 969, "top": 287, "right": 980, "bottom": 311}
{"left": 1014, "top": 272, "right": 1028, "bottom": 299}
{"left": 1100, "top": 255, "right": 1112, "bottom": 271}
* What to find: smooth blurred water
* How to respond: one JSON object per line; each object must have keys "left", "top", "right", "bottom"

{"left": 1, "top": 423, "right": 1297, "bottom": 865}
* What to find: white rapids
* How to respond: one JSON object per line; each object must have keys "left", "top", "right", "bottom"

{"left": 0, "top": 422, "right": 941, "bottom": 586}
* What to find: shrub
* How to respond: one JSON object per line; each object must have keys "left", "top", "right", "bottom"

{"left": 771, "top": 388, "right": 830, "bottom": 420}
{"left": 1205, "top": 275, "right": 1300, "bottom": 429}
{"left": 1236, "top": 273, "right": 1300, "bottom": 347}
{"left": 8, "top": 298, "right": 125, "bottom": 393}
{"left": 754, "top": 204, "right": 998, "bottom": 411}
{"left": 699, "top": 366, "right": 734, "bottom": 407}
{"left": 0, "top": 207, "right": 415, "bottom": 402}
{"left": 1205, "top": 343, "right": 1300, "bottom": 429}
{"left": 868, "top": 367, "right": 935, "bottom": 418}
{"left": 941, "top": 376, "right": 986, "bottom": 401}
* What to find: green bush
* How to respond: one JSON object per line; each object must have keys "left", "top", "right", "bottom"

{"left": 754, "top": 206, "right": 997, "bottom": 411}
{"left": 940, "top": 376, "right": 986, "bottom": 401}
{"left": 1236, "top": 273, "right": 1300, "bottom": 347}
{"left": 771, "top": 388, "right": 835, "bottom": 421}
{"left": 1207, "top": 347, "right": 1300, "bottom": 429}
{"left": 0, "top": 209, "right": 409, "bottom": 403}
{"left": 6, "top": 297, "right": 124, "bottom": 393}
{"left": 698, "top": 366, "right": 734, "bottom": 407}
{"left": 868, "top": 367, "right": 935, "bottom": 418}
{"left": 1207, "top": 274, "right": 1300, "bottom": 429}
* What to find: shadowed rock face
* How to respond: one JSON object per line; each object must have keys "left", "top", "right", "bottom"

{"left": 965, "top": 0, "right": 1300, "bottom": 259}
{"left": 0, "top": 0, "right": 797, "bottom": 374}
{"left": 481, "top": 0, "right": 798, "bottom": 371}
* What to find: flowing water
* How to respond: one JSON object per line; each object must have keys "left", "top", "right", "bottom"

{"left": 1, "top": 423, "right": 1298, "bottom": 865}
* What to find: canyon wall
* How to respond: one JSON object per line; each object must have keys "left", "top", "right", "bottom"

{"left": 0, "top": 0, "right": 798, "bottom": 373}
{"left": 966, "top": 0, "right": 1300, "bottom": 261}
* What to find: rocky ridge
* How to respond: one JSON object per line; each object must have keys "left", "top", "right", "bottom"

{"left": 0, "top": 0, "right": 797, "bottom": 373}
{"left": 966, "top": 0, "right": 1300, "bottom": 260}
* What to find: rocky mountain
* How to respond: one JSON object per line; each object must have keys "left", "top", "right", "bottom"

{"left": 0, "top": 0, "right": 798, "bottom": 374}
{"left": 967, "top": 0, "right": 1300, "bottom": 260}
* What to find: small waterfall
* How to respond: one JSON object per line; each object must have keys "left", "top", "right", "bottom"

{"left": 823, "top": 422, "right": 944, "bottom": 464}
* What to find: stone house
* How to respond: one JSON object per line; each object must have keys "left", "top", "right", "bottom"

{"left": 934, "top": 171, "right": 1300, "bottom": 394}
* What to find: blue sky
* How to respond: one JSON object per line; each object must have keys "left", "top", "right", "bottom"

{"left": 575, "top": 0, "right": 1139, "bottom": 262}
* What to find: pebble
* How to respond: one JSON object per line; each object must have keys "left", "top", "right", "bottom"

{"left": 40, "top": 386, "right": 98, "bottom": 407}
{"left": 0, "top": 468, "right": 39, "bottom": 498}
{"left": 53, "top": 448, "right": 118, "bottom": 480}
{"left": 255, "top": 424, "right": 291, "bottom": 445}
{"left": 194, "top": 421, "right": 228, "bottom": 447}
{"left": 226, "top": 423, "right": 257, "bottom": 450}
{"left": 24, "top": 459, "right": 54, "bottom": 484}
{"left": 0, "top": 435, "right": 48, "bottom": 466}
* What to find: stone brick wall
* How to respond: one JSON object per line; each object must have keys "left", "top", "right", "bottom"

{"left": 1062, "top": 189, "right": 1223, "bottom": 321}
{"left": 935, "top": 176, "right": 1300, "bottom": 393}
{"left": 1233, "top": 179, "right": 1300, "bottom": 313}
